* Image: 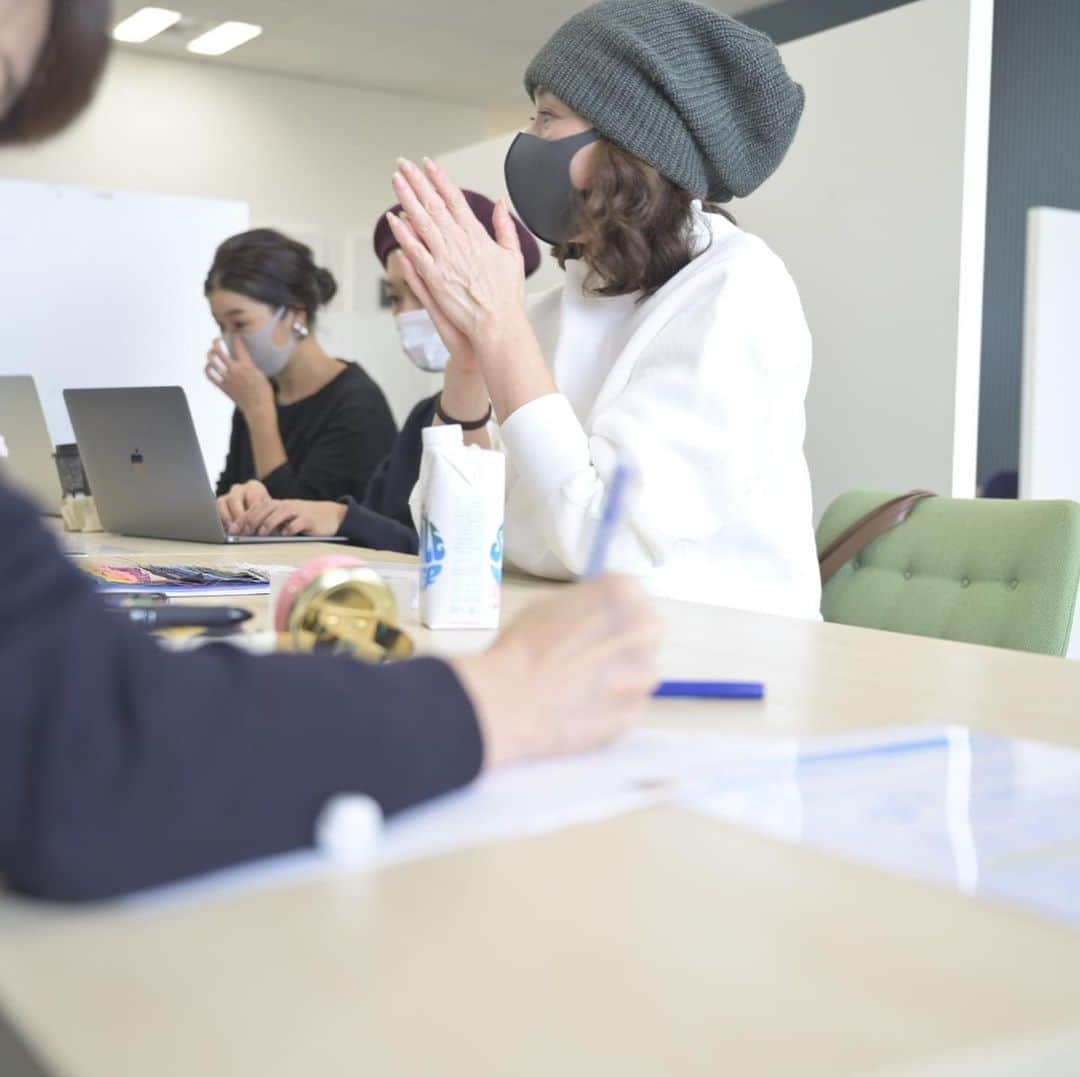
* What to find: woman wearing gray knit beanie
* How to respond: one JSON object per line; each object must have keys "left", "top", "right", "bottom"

{"left": 387, "top": 0, "right": 821, "bottom": 618}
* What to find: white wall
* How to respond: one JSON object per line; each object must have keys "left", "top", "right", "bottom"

{"left": 0, "top": 4, "right": 996, "bottom": 517}
{"left": 0, "top": 49, "right": 497, "bottom": 429}
{"left": 737, "top": 0, "right": 994, "bottom": 516}
{"left": 402, "top": 0, "right": 995, "bottom": 523}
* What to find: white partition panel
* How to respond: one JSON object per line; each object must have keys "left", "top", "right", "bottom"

{"left": 1020, "top": 206, "right": 1080, "bottom": 503}
{"left": 0, "top": 179, "right": 248, "bottom": 478}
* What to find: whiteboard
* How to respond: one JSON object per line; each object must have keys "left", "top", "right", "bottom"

{"left": 0, "top": 179, "right": 249, "bottom": 480}
{"left": 1020, "top": 207, "right": 1080, "bottom": 503}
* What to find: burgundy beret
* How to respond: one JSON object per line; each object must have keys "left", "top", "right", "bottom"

{"left": 374, "top": 188, "right": 542, "bottom": 278}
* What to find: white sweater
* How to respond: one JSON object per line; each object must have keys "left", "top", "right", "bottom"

{"left": 493, "top": 204, "right": 821, "bottom": 619}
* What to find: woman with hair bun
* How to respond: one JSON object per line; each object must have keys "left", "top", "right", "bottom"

{"left": 205, "top": 229, "right": 398, "bottom": 533}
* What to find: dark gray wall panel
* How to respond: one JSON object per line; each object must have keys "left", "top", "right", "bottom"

{"left": 977, "top": 0, "right": 1080, "bottom": 482}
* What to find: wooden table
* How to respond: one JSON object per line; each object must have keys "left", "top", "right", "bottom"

{"left": 3, "top": 533, "right": 1080, "bottom": 1076}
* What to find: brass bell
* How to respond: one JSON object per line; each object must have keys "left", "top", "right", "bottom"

{"left": 277, "top": 557, "right": 414, "bottom": 663}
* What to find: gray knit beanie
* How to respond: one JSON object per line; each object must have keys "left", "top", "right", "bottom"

{"left": 524, "top": 0, "right": 804, "bottom": 202}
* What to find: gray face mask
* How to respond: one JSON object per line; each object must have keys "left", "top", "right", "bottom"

{"left": 504, "top": 128, "right": 601, "bottom": 245}
{"left": 226, "top": 307, "right": 297, "bottom": 379}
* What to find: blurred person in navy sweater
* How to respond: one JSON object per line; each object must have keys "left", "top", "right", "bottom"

{"left": 0, "top": 0, "right": 661, "bottom": 903}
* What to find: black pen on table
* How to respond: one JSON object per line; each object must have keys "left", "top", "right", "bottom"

{"left": 110, "top": 606, "right": 253, "bottom": 630}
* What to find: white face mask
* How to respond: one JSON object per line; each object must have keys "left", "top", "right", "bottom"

{"left": 395, "top": 310, "right": 450, "bottom": 373}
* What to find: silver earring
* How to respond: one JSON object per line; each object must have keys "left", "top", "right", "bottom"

{"left": 293, "top": 322, "right": 310, "bottom": 340}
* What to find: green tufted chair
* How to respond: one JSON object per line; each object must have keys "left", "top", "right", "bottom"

{"left": 816, "top": 491, "right": 1080, "bottom": 656}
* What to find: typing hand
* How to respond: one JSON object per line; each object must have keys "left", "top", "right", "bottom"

{"left": 217, "top": 480, "right": 271, "bottom": 536}
{"left": 453, "top": 576, "right": 663, "bottom": 769}
{"left": 239, "top": 498, "right": 348, "bottom": 538}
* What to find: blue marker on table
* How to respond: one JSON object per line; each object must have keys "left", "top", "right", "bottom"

{"left": 585, "top": 465, "right": 765, "bottom": 702}
{"left": 653, "top": 680, "right": 765, "bottom": 701}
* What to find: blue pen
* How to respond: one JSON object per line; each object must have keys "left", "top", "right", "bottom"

{"left": 586, "top": 467, "right": 766, "bottom": 702}
{"left": 654, "top": 681, "right": 765, "bottom": 701}
{"left": 585, "top": 463, "right": 633, "bottom": 578}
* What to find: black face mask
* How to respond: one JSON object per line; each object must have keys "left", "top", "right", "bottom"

{"left": 504, "top": 129, "right": 601, "bottom": 245}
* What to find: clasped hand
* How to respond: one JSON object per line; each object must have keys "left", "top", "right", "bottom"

{"left": 387, "top": 158, "right": 527, "bottom": 361}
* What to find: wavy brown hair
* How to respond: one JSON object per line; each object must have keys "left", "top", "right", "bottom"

{"left": 552, "top": 140, "right": 732, "bottom": 300}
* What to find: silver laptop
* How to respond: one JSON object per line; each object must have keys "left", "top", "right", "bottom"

{"left": 0, "top": 375, "right": 63, "bottom": 516}
{"left": 64, "top": 386, "right": 345, "bottom": 544}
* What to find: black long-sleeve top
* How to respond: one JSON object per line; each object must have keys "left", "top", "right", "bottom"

{"left": 215, "top": 362, "right": 398, "bottom": 502}
{"left": 333, "top": 394, "right": 437, "bottom": 555}
{"left": 0, "top": 479, "right": 483, "bottom": 903}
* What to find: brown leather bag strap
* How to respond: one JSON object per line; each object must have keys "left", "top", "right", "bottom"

{"left": 819, "top": 491, "right": 936, "bottom": 588}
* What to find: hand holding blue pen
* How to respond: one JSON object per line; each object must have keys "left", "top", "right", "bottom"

{"left": 585, "top": 463, "right": 633, "bottom": 579}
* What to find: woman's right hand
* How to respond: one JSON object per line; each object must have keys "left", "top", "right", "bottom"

{"left": 217, "top": 480, "right": 271, "bottom": 535}
{"left": 453, "top": 576, "right": 664, "bottom": 768}
{"left": 426, "top": 266, "right": 490, "bottom": 434}
{"left": 205, "top": 337, "right": 275, "bottom": 420}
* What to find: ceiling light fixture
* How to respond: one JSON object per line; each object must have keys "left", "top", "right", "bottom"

{"left": 186, "top": 21, "right": 263, "bottom": 57}
{"left": 112, "top": 7, "right": 183, "bottom": 44}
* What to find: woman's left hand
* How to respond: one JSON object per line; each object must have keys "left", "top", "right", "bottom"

{"left": 387, "top": 158, "right": 528, "bottom": 355}
{"left": 217, "top": 479, "right": 271, "bottom": 534}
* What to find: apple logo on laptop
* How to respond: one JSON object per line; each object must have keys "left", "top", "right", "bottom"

{"left": 130, "top": 449, "right": 145, "bottom": 474}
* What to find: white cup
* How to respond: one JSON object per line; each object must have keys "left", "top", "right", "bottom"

{"left": 265, "top": 565, "right": 297, "bottom": 623}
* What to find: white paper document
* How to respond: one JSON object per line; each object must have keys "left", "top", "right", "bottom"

{"left": 677, "top": 725, "right": 1080, "bottom": 928}
{"left": 378, "top": 728, "right": 790, "bottom": 867}
{"left": 125, "top": 723, "right": 1080, "bottom": 927}
{"left": 126, "top": 729, "right": 792, "bottom": 909}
